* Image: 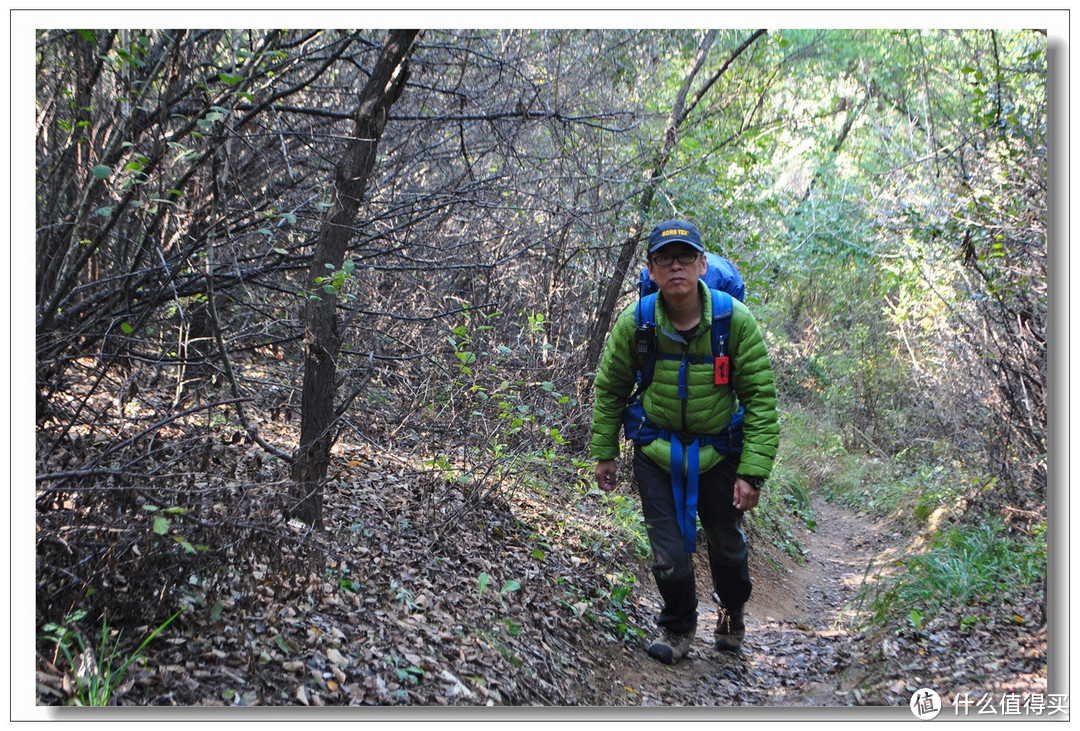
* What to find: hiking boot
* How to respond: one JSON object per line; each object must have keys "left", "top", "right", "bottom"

{"left": 646, "top": 625, "right": 696, "bottom": 665}
{"left": 715, "top": 605, "right": 745, "bottom": 652}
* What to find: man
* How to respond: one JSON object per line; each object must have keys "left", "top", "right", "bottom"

{"left": 591, "top": 219, "right": 779, "bottom": 665}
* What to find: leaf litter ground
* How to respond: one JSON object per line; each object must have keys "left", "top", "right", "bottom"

{"left": 37, "top": 445, "right": 1047, "bottom": 709}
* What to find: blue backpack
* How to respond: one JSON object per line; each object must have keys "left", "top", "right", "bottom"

{"left": 624, "top": 252, "right": 746, "bottom": 553}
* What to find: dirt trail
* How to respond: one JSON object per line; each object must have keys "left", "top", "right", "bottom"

{"left": 595, "top": 496, "right": 900, "bottom": 706}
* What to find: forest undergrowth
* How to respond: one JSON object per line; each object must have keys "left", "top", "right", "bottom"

{"left": 32, "top": 25, "right": 1050, "bottom": 713}
{"left": 33, "top": 259, "right": 1049, "bottom": 710}
{"left": 34, "top": 375, "right": 1048, "bottom": 709}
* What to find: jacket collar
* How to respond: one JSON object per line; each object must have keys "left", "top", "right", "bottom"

{"left": 657, "top": 280, "right": 711, "bottom": 343}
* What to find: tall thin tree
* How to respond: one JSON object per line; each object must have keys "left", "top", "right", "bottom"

{"left": 290, "top": 29, "right": 419, "bottom": 527}
{"left": 584, "top": 29, "right": 766, "bottom": 375}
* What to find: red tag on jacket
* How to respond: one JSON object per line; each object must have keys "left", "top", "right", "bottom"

{"left": 714, "top": 356, "right": 729, "bottom": 385}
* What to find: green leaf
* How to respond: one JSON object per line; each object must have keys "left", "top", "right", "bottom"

{"left": 275, "top": 634, "right": 290, "bottom": 654}
{"left": 500, "top": 579, "right": 521, "bottom": 595}
{"left": 120, "top": 322, "right": 134, "bottom": 334}
{"left": 219, "top": 73, "right": 244, "bottom": 85}
{"left": 174, "top": 536, "right": 196, "bottom": 554}
{"left": 91, "top": 165, "right": 113, "bottom": 180}
{"left": 477, "top": 572, "right": 490, "bottom": 598}
{"left": 152, "top": 516, "right": 170, "bottom": 535}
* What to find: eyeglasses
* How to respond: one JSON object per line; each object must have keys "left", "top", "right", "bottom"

{"left": 650, "top": 251, "right": 700, "bottom": 267}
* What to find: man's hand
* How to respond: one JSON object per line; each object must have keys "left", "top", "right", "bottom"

{"left": 595, "top": 460, "right": 617, "bottom": 492}
{"left": 733, "top": 477, "right": 761, "bottom": 511}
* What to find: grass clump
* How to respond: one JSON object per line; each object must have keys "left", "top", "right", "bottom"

{"left": 41, "top": 608, "right": 182, "bottom": 706}
{"left": 857, "top": 518, "right": 1046, "bottom": 628}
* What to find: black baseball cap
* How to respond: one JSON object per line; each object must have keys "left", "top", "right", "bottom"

{"left": 647, "top": 219, "right": 705, "bottom": 254}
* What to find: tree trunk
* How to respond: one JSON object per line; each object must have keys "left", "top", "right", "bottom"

{"left": 289, "top": 29, "right": 418, "bottom": 527}
{"left": 583, "top": 29, "right": 766, "bottom": 375}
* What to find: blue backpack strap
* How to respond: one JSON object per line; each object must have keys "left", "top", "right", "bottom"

{"left": 636, "top": 289, "right": 730, "bottom": 393}
{"left": 670, "top": 437, "right": 701, "bottom": 554}
{"left": 708, "top": 288, "right": 744, "bottom": 454}
{"left": 710, "top": 289, "right": 733, "bottom": 385}
{"left": 710, "top": 288, "right": 733, "bottom": 355}
{"left": 634, "top": 292, "right": 659, "bottom": 394}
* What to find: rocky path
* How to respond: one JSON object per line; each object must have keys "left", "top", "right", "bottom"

{"left": 590, "top": 496, "right": 902, "bottom": 706}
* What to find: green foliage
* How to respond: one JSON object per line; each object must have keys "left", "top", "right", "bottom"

{"left": 473, "top": 571, "right": 526, "bottom": 667}
{"left": 142, "top": 503, "right": 208, "bottom": 556}
{"left": 35, "top": 28, "right": 1048, "bottom": 699}
{"left": 597, "top": 491, "right": 651, "bottom": 561}
{"left": 744, "top": 419, "right": 821, "bottom": 563}
{"left": 303, "top": 259, "right": 357, "bottom": 302}
{"left": 40, "top": 608, "right": 183, "bottom": 706}
{"left": 596, "top": 572, "right": 646, "bottom": 642}
{"left": 387, "top": 654, "right": 426, "bottom": 685}
{"left": 476, "top": 572, "right": 521, "bottom": 604}
{"left": 857, "top": 519, "right": 1046, "bottom": 628}
{"left": 773, "top": 405, "right": 980, "bottom": 532}
{"left": 555, "top": 572, "right": 646, "bottom": 644}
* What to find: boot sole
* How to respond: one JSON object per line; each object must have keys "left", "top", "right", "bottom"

{"left": 714, "top": 636, "right": 743, "bottom": 652}
{"left": 646, "top": 643, "right": 678, "bottom": 665}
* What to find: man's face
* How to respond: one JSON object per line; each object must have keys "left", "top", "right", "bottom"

{"left": 646, "top": 244, "right": 706, "bottom": 299}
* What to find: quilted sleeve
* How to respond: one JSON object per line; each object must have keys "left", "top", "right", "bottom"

{"left": 589, "top": 306, "right": 639, "bottom": 461}
{"left": 729, "top": 302, "right": 780, "bottom": 479}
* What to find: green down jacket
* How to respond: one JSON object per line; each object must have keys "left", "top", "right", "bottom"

{"left": 590, "top": 281, "right": 779, "bottom": 478}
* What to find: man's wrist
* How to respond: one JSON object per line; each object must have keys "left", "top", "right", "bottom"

{"left": 737, "top": 474, "right": 765, "bottom": 490}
